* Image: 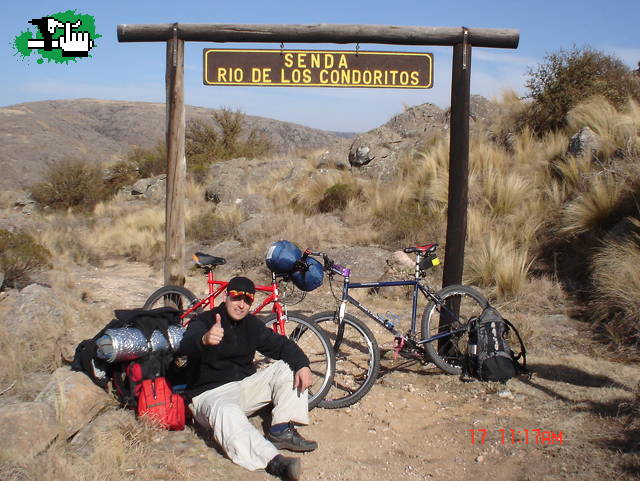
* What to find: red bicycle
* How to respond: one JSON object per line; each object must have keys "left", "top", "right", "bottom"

{"left": 143, "top": 252, "right": 335, "bottom": 409}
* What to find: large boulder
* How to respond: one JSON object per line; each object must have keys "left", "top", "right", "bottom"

{"left": 125, "top": 174, "right": 167, "bottom": 201}
{"left": 35, "top": 366, "right": 112, "bottom": 439}
{"left": 2, "top": 284, "right": 83, "bottom": 361}
{"left": 347, "top": 126, "right": 403, "bottom": 179}
{"left": 0, "top": 401, "right": 59, "bottom": 461}
{"left": 6, "top": 283, "right": 77, "bottom": 331}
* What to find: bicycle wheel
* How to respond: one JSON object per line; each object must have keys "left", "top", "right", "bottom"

{"left": 421, "top": 284, "right": 488, "bottom": 375}
{"left": 262, "top": 313, "right": 335, "bottom": 410}
{"left": 143, "top": 285, "right": 203, "bottom": 326}
{"left": 311, "top": 311, "right": 380, "bottom": 409}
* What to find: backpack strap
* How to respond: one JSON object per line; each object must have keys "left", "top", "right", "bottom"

{"left": 502, "top": 318, "right": 530, "bottom": 376}
{"left": 459, "top": 316, "right": 479, "bottom": 382}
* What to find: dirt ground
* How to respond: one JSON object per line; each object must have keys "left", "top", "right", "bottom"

{"left": 67, "top": 260, "right": 640, "bottom": 481}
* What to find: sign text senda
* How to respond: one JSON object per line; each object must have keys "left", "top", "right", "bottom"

{"left": 203, "top": 49, "right": 433, "bottom": 88}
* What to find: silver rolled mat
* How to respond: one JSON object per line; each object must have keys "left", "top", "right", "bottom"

{"left": 95, "top": 325, "right": 186, "bottom": 363}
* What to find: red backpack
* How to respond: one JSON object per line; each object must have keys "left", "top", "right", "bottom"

{"left": 126, "top": 361, "right": 186, "bottom": 431}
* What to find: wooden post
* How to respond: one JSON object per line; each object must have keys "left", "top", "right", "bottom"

{"left": 164, "top": 27, "right": 186, "bottom": 286}
{"left": 443, "top": 30, "right": 472, "bottom": 289}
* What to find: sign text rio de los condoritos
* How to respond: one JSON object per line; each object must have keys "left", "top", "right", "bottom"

{"left": 203, "top": 49, "right": 433, "bottom": 88}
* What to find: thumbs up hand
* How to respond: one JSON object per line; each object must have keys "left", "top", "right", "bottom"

{"left": 202, "top": 314, "right": 224, "bottom": 346}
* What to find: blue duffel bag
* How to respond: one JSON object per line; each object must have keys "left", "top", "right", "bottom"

{"left": 265, "top": 240, "right": 324, "bottom": 291}
{"left": 291, "top": 257, "right": 324, "bottom": 291}
{"left": 265, "top": 240, "right": 302, "bottom": 274}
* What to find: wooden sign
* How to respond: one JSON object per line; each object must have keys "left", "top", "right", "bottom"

{"left": 203, "top": 49, "right": 433, "bottom": 88}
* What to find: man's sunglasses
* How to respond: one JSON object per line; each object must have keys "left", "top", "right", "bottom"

{"left": 227, "top": 289, "right": 255, "bottom": 303}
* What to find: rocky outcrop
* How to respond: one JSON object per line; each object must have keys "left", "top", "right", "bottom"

{"left": 125, "top": 175, "right": 167, "bottom": 201}
{"left": 346, "top": 104, "right": 447, "bottom": 181}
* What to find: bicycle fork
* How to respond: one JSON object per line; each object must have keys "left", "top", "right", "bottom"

{"left": 333, "top": 300, "right": 348, "bottom": 350}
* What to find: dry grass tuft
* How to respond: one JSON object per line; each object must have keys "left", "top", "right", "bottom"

{"left": 550, "top": 154, "right": 594, "bottom": 192}
{"left": 588, "top": 232, "right": 640, "bottom": 348}
{"left": 481, "top": 167, "right": 531, "bottom": 216}
{"left": 557, "top": 174, "right": 625, "bottom": 238}
{"left": 465, "top": 233, "right": 533, "bottom": 301}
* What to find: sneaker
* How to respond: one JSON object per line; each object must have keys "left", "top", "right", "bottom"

{"left": 266, "top": 454, "right": 301, "bottom": 481}
{"left": 267, "top": 423, "right": 318, "bottom": 452}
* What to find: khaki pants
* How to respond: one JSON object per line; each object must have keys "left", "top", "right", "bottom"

{"left": 190, "top": 360, "right": 309, "bottom": 471}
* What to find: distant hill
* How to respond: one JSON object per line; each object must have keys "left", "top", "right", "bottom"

{"left": 0, "top": 99, "right": 348, "bottom": 190}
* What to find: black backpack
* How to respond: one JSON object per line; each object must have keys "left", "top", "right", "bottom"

{"left": 464, "top": 306, "right": 528, "bottom": 382}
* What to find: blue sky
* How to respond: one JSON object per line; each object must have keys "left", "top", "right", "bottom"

{"left": 4, "top": 0, "right": 639, "bottom": 132}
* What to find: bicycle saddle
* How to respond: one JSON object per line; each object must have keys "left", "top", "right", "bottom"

{"left": 193, "top": 252, "right": 226, "bottom": 267}
{"left": 403, "top": 243, "right": 438, "bottom": 255}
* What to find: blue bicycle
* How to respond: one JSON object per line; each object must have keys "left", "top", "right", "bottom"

{"left": 304, "top": 244, "right": 489, "bottom": 409}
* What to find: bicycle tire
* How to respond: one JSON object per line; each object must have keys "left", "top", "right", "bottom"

{"left": 421, "top": 284, "right": 488, "bottom": 375}
{"left": 143, "top": 285, "right": 203, "bottom": 326}
{"left": 261, "top": 313, "right": 335, "bottom": 410}
{"left": 310, "top": 311, "right": 380, "bottom": 409}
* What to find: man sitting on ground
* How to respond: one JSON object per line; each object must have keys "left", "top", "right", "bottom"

{"left": 179, "top": 276, "right": 317, "bottom": 481}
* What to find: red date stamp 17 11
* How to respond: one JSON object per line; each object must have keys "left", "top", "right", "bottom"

{"left": 469, "top": 428, "right": 563, "bottom": 445}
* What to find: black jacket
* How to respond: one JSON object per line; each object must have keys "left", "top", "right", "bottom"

{"left": 179, "top": 303, "right": 310, "bottom": 400}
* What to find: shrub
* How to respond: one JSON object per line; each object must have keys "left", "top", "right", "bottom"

{"left": 103, "top": 160, "right": 140, "bottom": 196}
{"left": 186, "top": 206, "right": 245, "bottom": 243}
{"left": 185, "top": 108, "right": 272, "bottom": 175}
{"left": 522, "top": 46, "right": 640, "bottom": 135}
{"left": 127, "top": 141, "right": 167, "bottom": 178}
{"left": 30, "top": 159, "right": 105, "bottom": 211}
{"left": 318, "top": 183, "right": 361, "bottom": 213}
{"left": 0, "top": 229, "right": 51, "bottom": 288}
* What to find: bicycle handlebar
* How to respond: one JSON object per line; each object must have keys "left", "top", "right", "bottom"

{"left": 302, "top": 249, "right": 350, "bottom": 277}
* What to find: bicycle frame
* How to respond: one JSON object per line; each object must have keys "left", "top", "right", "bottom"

{"left": 330, "top": 260, "right": 467, "bottom": 348}
{"left": 180, "top": 268, "right": 289, "bottom": 333}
